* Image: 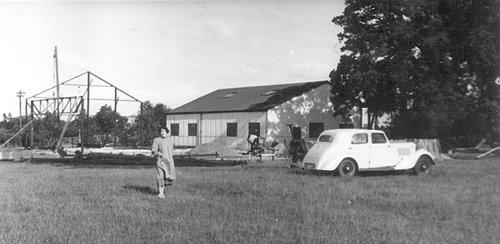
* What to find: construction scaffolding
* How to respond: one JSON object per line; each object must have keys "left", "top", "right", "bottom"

{"left": 1, "top": 71, "right": 146, "bottom": 154}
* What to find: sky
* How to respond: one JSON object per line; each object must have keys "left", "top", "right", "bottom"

{"left": 0, "top": 0, "right": 345, "bottom": 117}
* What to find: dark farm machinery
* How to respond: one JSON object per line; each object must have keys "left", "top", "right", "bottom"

{"left": 286, "top": 124, "right": 312, "bottom": 168}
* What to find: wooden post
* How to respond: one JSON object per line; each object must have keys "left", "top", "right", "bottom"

{"left": 113, "top": 88, "right": 117, "bottom": 147}
{"left": 30, "top": 101, "right": 34, "bottom": 148}
{"left": 86, "top": 72, "right": 90, "bottom": 147}
{"left": 80, "top": 96, "right": 84, "bottom": 154}
{"left": 25, "top": 98, "right": 28, "bottom": 147}
{"left": 54, "top": 46, "right": 60, "bottom": 119}
{"left": 16, "top": 90, "right": 25, "bottom": 129}
{"left": 199, "top": 113, "right": 203, "bottom": 146}
{"left": 140, "top": 104, "right": 143, "bottom": 147}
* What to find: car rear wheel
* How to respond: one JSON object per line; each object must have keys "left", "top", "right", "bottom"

{"left": 336, "top": 158, "right": 357, "bottom": 177}
{"left": 414, "top": 156, "right": 432, "bottom": 175}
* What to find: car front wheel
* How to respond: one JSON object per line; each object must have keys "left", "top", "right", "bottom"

{"left": 336, "top": 158, "right": 357, "bottom": 177}
{"left": 414, "top": 156, "right": 432, "bottom": 175}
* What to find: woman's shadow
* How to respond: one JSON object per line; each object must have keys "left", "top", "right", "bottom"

{"left": 123, "top": 185, "right": 156, "bottom": 195}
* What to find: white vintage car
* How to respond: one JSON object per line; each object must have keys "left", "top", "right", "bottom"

{"left": 301, "top": 129, "right": 435, "bottom": 176}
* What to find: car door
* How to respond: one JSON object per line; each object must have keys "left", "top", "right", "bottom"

{"left": 347, "top": 133, "right": 370, "bottom": 169}
{"left": 369, "top": 132, "right": 400, "bottom": 168}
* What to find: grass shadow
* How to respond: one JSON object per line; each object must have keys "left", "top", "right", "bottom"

{"left": 123, "top": 185, "right": 156, "bottom": 195}
{"left": 23, "top": 158, "right": 246, "bottom": 168}
{"left": 286, "top": 167, "right": 414, "bottom": 178}
{"left": 358, "top": 170, "right": 411, "bottom": 177}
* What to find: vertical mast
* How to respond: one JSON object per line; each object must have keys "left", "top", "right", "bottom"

{"left": 54, "top": 46, "right": 60, "bottom": 118}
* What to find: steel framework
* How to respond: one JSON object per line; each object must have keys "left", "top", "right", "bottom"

{"left": 1, "top": 71, "right": 146, "bottom": 153}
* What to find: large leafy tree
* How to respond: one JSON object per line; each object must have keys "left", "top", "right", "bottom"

{"left": 330, "top": 0, "right": 499, "bottom": 141}
{"left": 331, "top": 0, "right": 429, "bottom": 130}
{"left": 438, "top": 0, "right": 500, "bottom": 143}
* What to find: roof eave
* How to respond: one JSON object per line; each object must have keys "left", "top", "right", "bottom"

{"left": 166, "top": 109, "right": 269, "bottom": 115}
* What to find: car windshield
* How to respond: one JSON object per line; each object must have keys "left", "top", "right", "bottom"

{"left": 318, "top": 135, "right": 333, "bottom": 143}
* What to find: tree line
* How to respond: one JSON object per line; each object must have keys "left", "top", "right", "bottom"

{"left": 330, "top": 0, "right": 499, "bottom": 146}
{"left": 0, "top": 101, "right": 170, "bottom": 149}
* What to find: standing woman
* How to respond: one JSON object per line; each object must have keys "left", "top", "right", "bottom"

{"left": 151, "top": 126, "right": 176, "bottom": 199}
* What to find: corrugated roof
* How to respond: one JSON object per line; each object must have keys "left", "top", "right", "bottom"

{"left": 168, "top": 80, "right": 329, "bottom": 114}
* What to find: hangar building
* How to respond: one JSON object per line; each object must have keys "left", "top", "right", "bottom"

{"left": 166, "top": 81, "right": 343, "bottom": 150}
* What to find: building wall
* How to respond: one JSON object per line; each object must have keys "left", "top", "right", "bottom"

{"left": 266, "top": 83, "right": 342, "bottom": 145}
{"left": 166, "top": 112, "right": 266, "bottom": 149}
{"left": 166, "top": 83, "right": 343, "bottom": 150}
{"left": 165, "top": 114, "right": 198, "bottom": 147}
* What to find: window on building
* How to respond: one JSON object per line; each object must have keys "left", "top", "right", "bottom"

{"left": 170, "top": 123, "right": 179, "bottom": 136}
{"left": 309, "top": 122, "right": 324, "bottom": 138}
{"left": 248, "top": 122, "right": 260, "bottom": 136}
{"left": 221, "top": 92, "right": 238, "bottom": 98}
{"left": 188, "top": 123, "right": 197, "bottom": 136}
{"left": 227, "top": 123, "right": 237, "bottom": 137}
{"left": 371, "top": 133, "right": 387, "bottom": 144}
{"left": 291, "top": 126, "right": 301, "bottom": 140}
{"left": 261, "top": 90, "right": 277, "bottom": 96}
{"left": 351, "top": 133, "right": 368, "bottom": 144}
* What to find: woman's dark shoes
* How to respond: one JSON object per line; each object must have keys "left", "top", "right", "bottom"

{"left": 164, "top": 179, "right": 173, "bottom": 186}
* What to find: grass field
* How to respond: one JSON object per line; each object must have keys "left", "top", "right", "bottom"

{"left": 1, "top": 157, "right": 499, "bottom": 243}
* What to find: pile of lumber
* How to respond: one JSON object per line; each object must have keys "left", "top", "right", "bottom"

{"left": 450, "top": 138, "right": 500, "bottom": 159}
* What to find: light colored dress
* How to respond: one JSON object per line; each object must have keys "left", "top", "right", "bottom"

{"left": 151, "top": 136, "right": 176, "bottom": 182}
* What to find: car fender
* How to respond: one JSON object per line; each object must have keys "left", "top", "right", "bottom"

{"left": 316, "top": 152, "right": 356, "bottom": 171}
{"left": 394, "top": 148, "right": 435, "bottom": 170}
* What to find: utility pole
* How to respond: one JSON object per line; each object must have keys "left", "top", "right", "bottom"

{"left": 16, "top": 90, "right": 25, "bottom": 128}
{"left": 54, "top": 46, "right": 60, "bottom": 119}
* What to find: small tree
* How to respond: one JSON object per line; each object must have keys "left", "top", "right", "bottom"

{"left": 94, "top": 105, "right": 128, "bottom": 146}
{"left": 131, "top": 101, "right": 171, "bottom": 147}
